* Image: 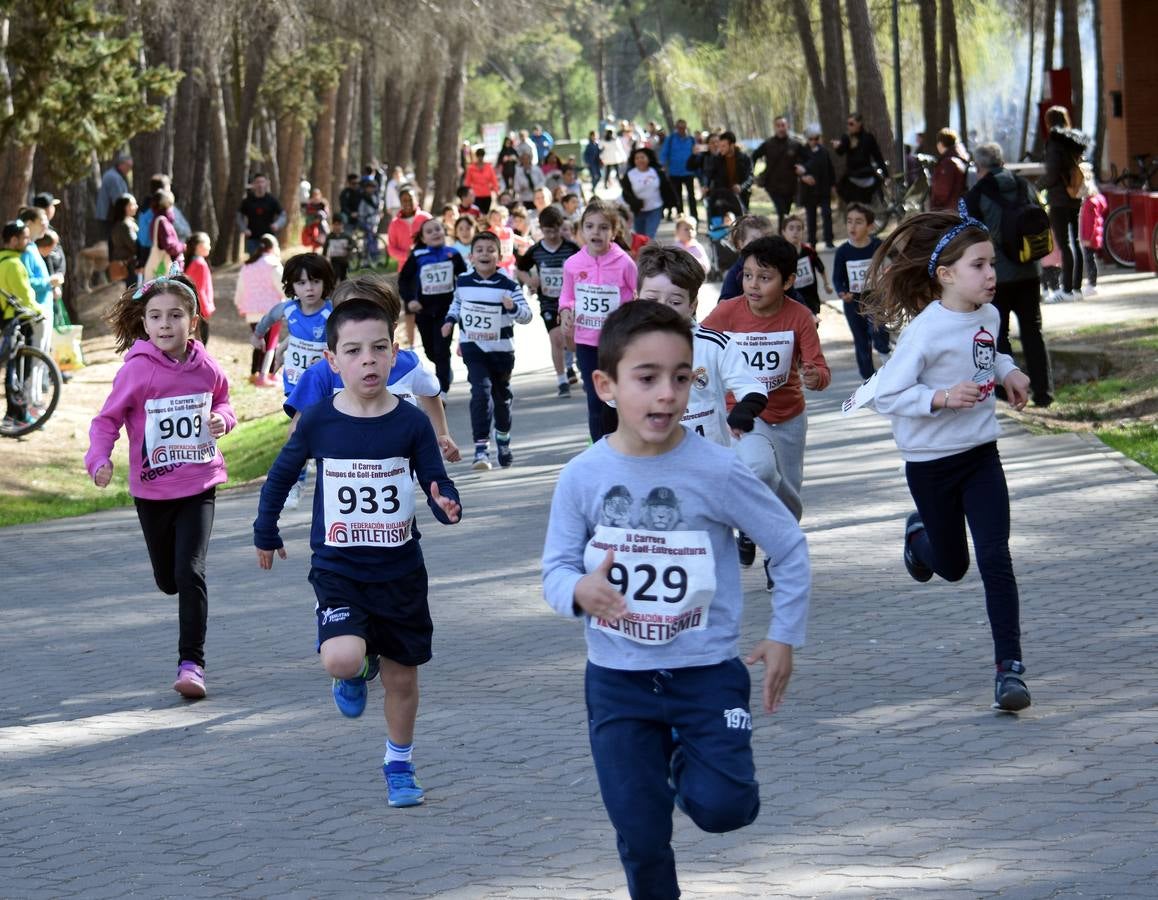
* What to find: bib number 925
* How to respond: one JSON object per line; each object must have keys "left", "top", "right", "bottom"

{"left": 337, "top": 484, "right": 400, "bottom": 515}
{"left": 157, "top": 414, "right": 202, "bottom": 440}
{"left": 608, "top": 562, "right": 688, "bottom": 603}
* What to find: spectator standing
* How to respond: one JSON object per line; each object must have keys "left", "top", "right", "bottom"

{"left": 515, "top": 129, "right": 538, "bottom": 165}
{"left": 659, "top": 118, "right": 699, "bottom": 220}
{"left": 703, "top": 131, "right": 754, "bottom": 209}
{"left": 751, "top": 116, "right": 804, "bottom": 230}
{"left": 1038, "top": 105, "right": 1088, "bottom": 301}
{"left": 144, "top": 190, "right": 186, "bottom": 277}
{"left": 95, "top": 152, "right": 132, "bottom": 246}
{"left": 384, "top": 166, "right": 406, "bottom": 218}
{"left": 583, "top": 131, "right": 602, "bottom": 190}
{"left": 498, "top": 137, "right": 520, "bottom": 193}
{"left": 965, "top": 142, "right": 1053, "bottom": 408}
{"left": 833, "top": 113, "right": 887, "bottom": 204}
{"left": 108, "top": 194, "right": 139, "bottom": 288}
{"left": 513, "top": 152, "right": 546, "bottom": 207}
{"left": 929, "top": 128, "right": 969, "bottom": 211}
{"left": 32, "top": 193, "right": 65, "bottom": 284}
{"left": 795, "top": 125, "right": 836, "bottom": 248}
{"left": 530, "top": 125, "right": 554, "bottom": 162}
{"left": 237, "top": 174, "right": 286, "bottom": 257}
{"left": 620, "top": 147, "right": 676, "bottom": 240}
{"left": 462, "top": 148, "right": 499, "bottom": 215}
{"left": 338, "top": 174, "right": 362, "bottom": 227}
{"left": 599, "top": 128, "right": 627, "bottom": 189}
{"left": 1078, "top": 164, "right": 1105, "bottom": 297}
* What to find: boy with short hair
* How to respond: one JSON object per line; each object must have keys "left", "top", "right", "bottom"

{"left": 254, "top": 298, "right": 462, "bottom": 809}
{"left": 442, "top": 231, "right": 533, "bottom": 470}
{"left": 455, "top": 185, "right": 482, "bottom": 219}
{"left": 833, "top": 202, "right": 889, "bottom": 379}
{"left": 634, "top": 244, "right": 765, "bottom": 446}
{"left": 542, "top": 300, "right": 810, "bottom": 900}
{"left": 516, "top": 205, "right": 581, "bottom": 397}
{"left": 323, "top": 214, "right": 352, "bottom": 282}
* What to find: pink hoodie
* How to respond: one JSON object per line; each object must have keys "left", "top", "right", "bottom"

{"left": 558, "top": 243, "right": 638, "bottom": 347}
{"left": 86, "top": 339, "right": 237, "bottom": 500}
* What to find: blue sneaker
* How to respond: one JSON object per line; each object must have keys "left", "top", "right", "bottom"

{"left": 331, "top": 655, "right": 379, "bottom": 718}
{"left": 993, "top": 660, "right": 1031, "bottom": 712}
{"left": 383, "top": 761, "right": 425, "bottom": 807}
{"left": 904, "top": 512, "right": 934, "bottom": 583}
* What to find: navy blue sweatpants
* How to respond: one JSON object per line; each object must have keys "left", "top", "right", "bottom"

{"left": 586, "top": 659, "right": 761, "bottom": 900}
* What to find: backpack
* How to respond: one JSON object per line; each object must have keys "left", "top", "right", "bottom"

{"left": 977, "top": 174, "right": 1054, "bottom": 264}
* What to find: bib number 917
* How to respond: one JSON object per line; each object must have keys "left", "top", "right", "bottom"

{"left": 337, "top": 484, "right": 400, "bottom": 516}
{"left": 157, "top": 414, "right": 202, "bottom": 440}
{"left": 608, "top": 562, "right": 688, "bottom": 603}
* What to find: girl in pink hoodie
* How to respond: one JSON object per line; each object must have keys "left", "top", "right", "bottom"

{"left": 86, "top": 275, "right": 237, "bottom": 700}
{"left": 559, "top": 198, "right": 638, "bottom": 441}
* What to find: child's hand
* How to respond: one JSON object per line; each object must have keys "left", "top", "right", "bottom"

{"left": 430, "top": 481, "right": 461, "bottom": 523}
{"left": 942, "top": 381, "right": 982, "bottom": 409}
{"left": 256, "top": 546, "right": 286, "bottom": 569}
{"left": 574, "top": 548, "right": 627, "bottom": 622}
{"left": 93, "top": 462, "right": 113, "bottom": 488}
{"left": 208, "top": 412, "right": 227, "bottom": 438}
{"left": 250, "top": 332, "right": 265, "bottom": 350}
{"left": 823, "top": 281, "right": 833, "bottom": 294}
{"left": 407, "top": 300, "right": 422, "bottom": 313}
{"left": 839, "top": 291, "right": 851, "bottom": 302}
{"left": 440, "top": 322, "right": 454, "bottom": 338}
{"left": 801, "top": 363, "right": 822, "bottom": 390}
{"left": 438, "top": 434, "right": 461, "bottom": 462}
{"left": 745, "top": 639, "right": 793, "bottom": 713}
{"left": 501, "top": 294, "right": 516, "bottom": 310}
{"left": 559, "top": 308, "right": 574, "bottom": 333}
{"left": 1003, "top": 370, "right": 1030, "bottom": 410}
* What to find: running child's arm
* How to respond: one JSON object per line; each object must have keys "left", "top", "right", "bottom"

{"left": 873, "top": 341, "right": 946, "bottom": 415}
{"left": 253, "top": 416, "right": 312, "bottom": 566}
{"left": 797, "top": 319, "right": 831, "bottom": 391}
{"left": 717, "top": 338, "right": 769, "bottom": 436}
{"left": 831, "top": 246, "right": 850, "bottom": 297}
{"left": 412, "top": 419, "right": 461, "bottom": 524}
{"left": 86, "top": 363, "right": 138, "bottom": 487}
{"left": 398, "top": 254, "right": 420, "bottom": 313}
{"left": 996, "top": 353, "right": 1029, "bottom": 410}
{"left": 813, "top": 250, "right": 833, "bottom": 292}
{"left": 558, "top": 265, "right": 575, "bottom": 330}
{"left": 515, "top": 249, "right": 538, "bottom": 291}
{"left": 441, "top": 283, "right": 463, "bottom": 338}
{"left": 208, "top": 363, "right": 237, "bottom": 438}
{"left": 504, "top": 283, "right": 533, "bottom": 324}
{"left": 416, "top": 394, "right": 461, "bottom": 462}
{"left": 253, "top": 300, "right": 290, "bottom": 340}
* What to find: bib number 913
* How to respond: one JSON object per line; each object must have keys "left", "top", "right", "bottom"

{"left": 608, "top": 562, "right": 688, "bottom": 603}
{"left": 336, "top": 484, "right": 400, "bottom": 516}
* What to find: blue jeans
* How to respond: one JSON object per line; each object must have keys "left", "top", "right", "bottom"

{"left": 906, "top": 441, "right": 1022, "bottom": 663}
{"left": 460, "top": 344, "right": 514, "bottom": 443}
{"left": 586, "top": 659, "right": 760, "bottom": 900}
{"left": 842, "top": 299, "right": 890, "bottom": 379}
{"left": 635, "top": 207, "right": 662, "bottom": 239}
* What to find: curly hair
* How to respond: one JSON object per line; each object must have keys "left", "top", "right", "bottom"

{"left": 105, "top": 275, "right": 200, "bottom": 353}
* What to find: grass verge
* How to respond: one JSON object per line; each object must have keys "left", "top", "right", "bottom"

{"left": 1096, "top": 423, "right": 1158, "bottom": 473}
{"left": 0, "top": 413, "right": 287, "bottom": 528}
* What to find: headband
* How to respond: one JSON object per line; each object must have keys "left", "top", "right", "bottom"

{"left": 132, "top": 271, "right": 196, "bottom": 303}
{"left": 927, "top": 199, "right": 989, "bottom": 277}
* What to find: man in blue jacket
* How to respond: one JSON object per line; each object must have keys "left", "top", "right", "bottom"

{"left": 660, "top": 119, "right": 699, "bottom": 220}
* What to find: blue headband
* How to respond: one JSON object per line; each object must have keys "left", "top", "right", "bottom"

{"left": 927, "top": 199, "right": 989, "bottom": 277}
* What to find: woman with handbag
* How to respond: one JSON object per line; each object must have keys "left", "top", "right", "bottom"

{"left": 144, "top": 189, "right": 186, "bottom": 278}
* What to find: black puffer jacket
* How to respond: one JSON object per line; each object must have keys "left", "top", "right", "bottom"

{"left": 1040, "top": 127, "right": 1088, "bottom": 208}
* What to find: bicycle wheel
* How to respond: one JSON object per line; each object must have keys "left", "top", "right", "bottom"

{"left": 1103, "top": 205, "right": 1136, "bottom": 268}
{"left": 1151, "top": 218, "right": 1158, "bottom": 271}
{"left": 1, "top": 346, "right": 62, "bottom": 437}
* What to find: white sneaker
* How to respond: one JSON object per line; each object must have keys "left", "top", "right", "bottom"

{"left": 1082, "top": 285, "right": 1098, "bottom": 297}
{"left": 1063, "top": 290, "right": 1083, "bottom": 302}
{"left": 284, "top": 481, "right": 302, "bottom": 510}
{"left": 1043, "top": 290, "right": 1062, "bottom": 304}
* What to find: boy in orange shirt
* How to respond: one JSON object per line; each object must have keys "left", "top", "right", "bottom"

{"left": 702, "top": 236, "right": 829, "bottom": 579}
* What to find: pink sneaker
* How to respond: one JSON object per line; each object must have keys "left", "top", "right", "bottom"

{"left": 173, "top": 661, "right": 206, "bottom": 699}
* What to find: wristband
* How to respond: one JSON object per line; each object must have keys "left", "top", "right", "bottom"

{"left": 943, "top": 389, "right": 951, "bottom": 409}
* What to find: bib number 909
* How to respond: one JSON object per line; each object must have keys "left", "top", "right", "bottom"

{"left": 608, "top": 562, "right": 688, "bottom": 603}
{"left": 157, "top": 414, "right": 202, "bottom": 440}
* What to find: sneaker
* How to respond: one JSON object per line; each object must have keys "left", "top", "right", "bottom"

{"left": 173, "top": 661, "right": 206, "bottom": 699}
{"left": 1062, "top": 290, "right": 1083, "bottom": 303}
{"left": 283, "top": 481, "right": 302, "bottom": 510}
{"left": 472, "top": 447, "right": 492, "bottom": 471}
{"left": 736, "top": 532, "right": 756, "bottom": 567}
{"left": 1081, "top": 285, "right": 1098, "bottom": 297}
{"left": 903, "top": 512, "right": 934, "bottom": 583}
{"left": 332, "top": 655, "right": 378, "bottom": 718}
{"left": 566, "top": 367, "right": 578, "bottom": 385}
{"left": 993, "top": 660, "right": 1031, "bottom": 711}
{"left": 248, "top": 373, "right": 263, "bottom": 386}
{"left": 1042, "top": 289, "right": 1063, "bottom": 304}
{"left": 260, "top": 373, "right": 280, "bottom": 387}
{"left": 383, "top": 760, "right": 425, "bottom": 807}
{"left": 557, "top": 381, "right": 571, "bottom": 398}
{"left": 496, "top": 439, "right": 513, "bottom": 468}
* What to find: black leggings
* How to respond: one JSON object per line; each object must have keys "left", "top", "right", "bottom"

{"left": 134, "top": 487, "right": 216, "bottom": 667}
{"left": 415, "top": 308, "right": 453, "bottom": 394}
{"left": 1048, "top": 204, "right": 1082, "bottom": 293}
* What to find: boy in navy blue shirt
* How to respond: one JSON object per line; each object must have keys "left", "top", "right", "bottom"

{"left": 832, "top": 202, "right": 889, "bottom": 379}
{"left": 254, "top": 299, "right": 462, "bottom": 808}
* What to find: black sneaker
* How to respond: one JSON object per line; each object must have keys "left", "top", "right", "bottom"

{"left": 903, "top": 512, "right": 934, "bottom": 582}
{"left": 566, "top": 367, "right": 578, "bottom": 385}
{"left": 737, "top": 532, "right": 756, "bottom": 567}
{"left": 496, "top": 440, "right": 513, "bottom": 468}
{"left": 557, "top": 381, "right": 571, "bottom": 398}
{"left": 993, "top": 660, "right": 1031, "bottom": 711}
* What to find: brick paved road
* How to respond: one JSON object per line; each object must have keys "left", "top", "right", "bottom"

{"left": 2, "top": 285, "right": 1157, "bottom": 898}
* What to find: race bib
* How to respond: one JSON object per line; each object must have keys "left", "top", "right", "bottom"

{"left": 681, "top": 401, "right": 723, "bottom": 442}
{"left": 574, "top": 283, "right": 621, "bottom": 331}
{"left": 584, "top": 525, "right": 716, "bottom": 645}
{"left": 841, "top": 372, "right": 879, "bottom": 414}
{"left": 460, "top": 300, "right": 502, "bottom": 343}
{"left": 500, "top": 236, "right": 514, "bottom": 261}
{"left": 846, "top": 258, "right": 871, "bottom": 294}
{"left": 795, "top": 256, "right": 815, "bottom": 288}
{"left": 731, "top": 331, "right": 795, "bottom": 392}
{"left": 284, "top": 335, "right": 326, "bottom": 386}
{"left": 143, "top": 392, "right": 216, "bottom": 468}
{"left": 420, "top": 261, "right": 455, "bottom": 295}
{"left": 540, "top": 266, "right": 564, "bottom": 296}
{"left": 321, "top": 457, "right": 416, "bottom": 548}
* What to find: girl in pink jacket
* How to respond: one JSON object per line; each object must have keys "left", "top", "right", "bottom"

{"left": 1078, "top": 164, "right": 1106, "bottom": 296}
{"left": 559, "top": 199, "right": 638, "bottom": 441}
{"left": 86, "top": 275, "right": 236, "bottom": 700}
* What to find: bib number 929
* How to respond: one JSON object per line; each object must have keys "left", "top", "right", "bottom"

{"left": 157, "top": 414, "right": 202, "bottom": 440}
{"left": 336, "top": 484, "right": 400, "bottom": 516}
{"left": 608, "top": 562, "right": 688, "bottom": 603}
{"left": 741, "top": 349, "right": 781, "bottom": 371}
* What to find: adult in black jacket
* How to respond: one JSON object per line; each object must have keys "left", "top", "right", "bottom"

{"left": 1038, "top": 105, "right": 1088, "bottom": 299}
{"left": 620, "top": 146, "right": 677, "bottom": 239}
{"left": 751, "top": 116, "right": 804, "bottom": 229}
{"left": 796, "top": 125, "right": 836, "bottom": 247}
{"left": 702, "top": 131, "right": 754, "bottom": 210}
{"left": 833, "top": 112, "right": 887, "bottom": 203}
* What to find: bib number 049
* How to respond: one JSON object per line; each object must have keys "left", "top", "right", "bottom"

{"left": 741, "top": 348, "right": 781, "bottom": 371}
{"left": 608, "top": 562, "right": 688, "bottom": 604}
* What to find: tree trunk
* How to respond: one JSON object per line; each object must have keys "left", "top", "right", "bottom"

{"left": 397, "top": 76, "right": 422, "bottom": 170}
{"left": 332, "top": 58, "right": 356, "bottom": 205}
{"left": 360, "top": 46, "right": 375, "bottom": 169}
{"left": 0, "top": 142, "right": 35, "bottom": 217}
{"left": 276, "top": 112, "right": 304, "bottom": 246}
{"left": 259, "top": 107, "right": 279, "bottom": 196}
{"left": 1019, "top": 0, "right": 1036, "bottom": 160}
{"left": 557, "top": 72, "right": 572, "bottom": 140}
{"left": 1060, "top": 0, "right": 1081, "bottom": 125}
{"left": 206, "top": 59, "right": 232, "bottom": 255}
{"left": 937, "top": 0, "right": 952, "bottom": 129}
{"left": 595, "top": 37, "right": 607, "bottom": 125}
{"left": 845, "top": 0, "right": 896, "bottom": 169}
{"left": 312, "top": 82, "right": 337, "bottom": 197}
{"left": 381, "top": 69, "right": 398, "bottom": 169}
{"left": 820, "top": 0, "right": 849, "bottom": 141}
{"left": 60, "top": 178, "right": 89, "bottom": 322}
{"left": 434, "top": 31, "right": 468, "bottom": 209}
{"left": 1043, "top": 0, "right": 1056, "bottom": 69}
{"left": 171, "top": 66, "right": 199, "bottom": 213}
{"left": 790, "top": 0, "right": 827, "bottom": 131}
{"left": 1091, "top": 0, "right": 1104, "bottom": 174}
{"left": 919, "top": 0, "right": 940, "bottom": 152}
{"left": 943, "top": 0, "right": 967, "bottom": 145}
{"left": 189, "top": 90, "right": 218, "bottom": 239}
{"left": 626, "top": 12, "right": 675, "bottom": 132}
{"left": 411, "top": 70, "right": 440, "bottom": 207}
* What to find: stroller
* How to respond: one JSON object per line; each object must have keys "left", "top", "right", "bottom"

{"left": 705, "top": 189, "right": 745, "bottom": 282}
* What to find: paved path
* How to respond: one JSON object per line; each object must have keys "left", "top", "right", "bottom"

{"left": 2, "top": 270, "right": 1157, "bottom": 898}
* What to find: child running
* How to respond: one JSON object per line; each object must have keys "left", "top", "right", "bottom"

{"left": 780, "top": 213, "right": 831, "bottom": 320}
{"left": 254, "top": 298, "right": 462, "bottom": 807}
{"left": 853, "top": 208, "right": 1033, "bottom": 712}
{"left": 442, "top": 230, "right": 533, "bottom": 470}
{"left": 515, "top": 205, "right": 581, "bottom": 397}
{"left": 635, "top": 244, "right": 766, "bottom": 447}
{"left": 183, "top": 232, "right": 215, "bottom": 345}
{"left": 834, "top": 202, "right": 889, "bottom": 379}
{"left": 559, "top": 198, "right": 638, "bottom": 442}
{"left": 399, "top": 218, "right": 467, "bottom": 396}
{"left": 234, "top": 234, "right": 284, "bottom": 386}
{"left": 702, "top": 236, "right": 830, "bottom": 580}
{"left": 86, "top": 275, "right": 236, "bottom": 699}
{"left": 719, "top": 215, "right": 774, "bottom": 299}
{"left": 541, "top": 300, "right": 810, "bottom": 900}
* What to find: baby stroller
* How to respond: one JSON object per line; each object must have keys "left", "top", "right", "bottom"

{"left": 705, "top": 188, "right": 745, "bottom": 282}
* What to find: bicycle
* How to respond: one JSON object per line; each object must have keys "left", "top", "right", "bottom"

{"left": 1103, "top": 153, "right": 1157, "bottom": 268}
{"left": 866, "top": 157, "right": 933, "bottom": 235}
{"left": 1, "top": 302, "right": 63, "bottom": 438}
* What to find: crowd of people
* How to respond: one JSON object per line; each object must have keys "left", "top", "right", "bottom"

{"left": 0, "top": 101, "right": 1105, "bottom": 899}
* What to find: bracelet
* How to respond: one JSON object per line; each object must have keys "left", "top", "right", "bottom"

{"left": 942, "top": 389, "right": 951, "bottom": 409}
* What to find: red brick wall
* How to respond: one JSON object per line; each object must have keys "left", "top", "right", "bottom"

{"left": 1101, "top": 0, "right": 1158, "bottom": 178}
